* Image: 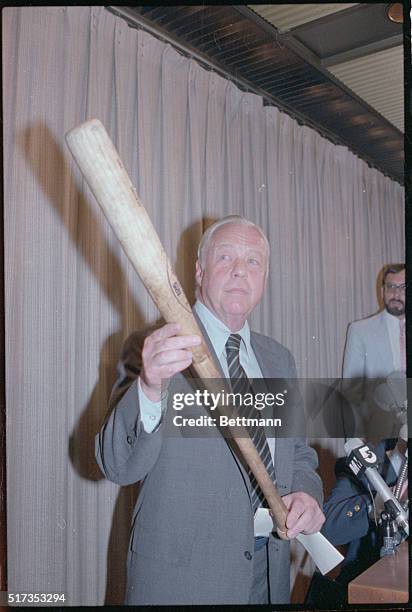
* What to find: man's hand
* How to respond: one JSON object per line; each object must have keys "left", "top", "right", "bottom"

{"left": 140, "top": 323, "right": 201, "bottom": 402}
{"left": 281, "top": 491, "right": 325, "bottom": 539}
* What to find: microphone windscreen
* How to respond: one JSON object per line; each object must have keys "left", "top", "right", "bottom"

{"left": 344, "top": 438, "right": 364, "bottom": 456}
{"left": 374, "top": 371, "right": 406, "bottom": 413}
{"left": 399, "top": 423, "right": 408, "bottom": 442}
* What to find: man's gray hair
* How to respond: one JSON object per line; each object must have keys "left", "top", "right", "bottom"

{"left": 197, "top": 215, "right": 270, "bottom": 267}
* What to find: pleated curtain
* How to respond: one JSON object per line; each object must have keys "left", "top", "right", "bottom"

{"left": 3, "top": 6, "right": 404, "bottom": 605}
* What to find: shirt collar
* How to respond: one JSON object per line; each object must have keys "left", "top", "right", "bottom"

{"left": 194, "top": 299, "right": 251, "bottom": 358}
{"left": 383, "top": 308, "right": 405, "bottom": 325}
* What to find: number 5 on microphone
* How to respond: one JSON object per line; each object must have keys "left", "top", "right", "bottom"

{"left": 358, "top": 445, "right": 378, "bottom": 465}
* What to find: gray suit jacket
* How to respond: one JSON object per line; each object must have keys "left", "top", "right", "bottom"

{"left": 343, "top": 310, "right": 396, "bottom": 379}
{"left": 96, "top": 326, "right": 323, "bottom": 605}
{"left": 342, "top": 310, "right": 400, "bottom": 438}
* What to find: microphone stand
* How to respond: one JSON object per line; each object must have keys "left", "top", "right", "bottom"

{"left": 394, "top": 452, "right": 408, "bottom": 500}
{"left": 379, "top": 450, "right": 408, "bottom": 557}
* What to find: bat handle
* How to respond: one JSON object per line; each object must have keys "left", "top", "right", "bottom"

{"left": 234, "top": 436, "right": 288, "bottom": 537}
{"left": 262, "top": 488, "right": 289, "bottom": 539}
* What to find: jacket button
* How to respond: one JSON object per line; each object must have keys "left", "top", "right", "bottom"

{"left": 244, "top": 551, "right": 252, "bottom": 560}
{"left": 126, "top": 435, "right": 133, "bottom": 445}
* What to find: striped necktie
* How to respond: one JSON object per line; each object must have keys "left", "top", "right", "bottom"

{"left": 225, "top": 333, "right": 276, "bottom": 512}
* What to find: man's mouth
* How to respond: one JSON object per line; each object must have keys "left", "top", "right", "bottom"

{"left": 226, "top": 287, "right": 248, "bottom": 294}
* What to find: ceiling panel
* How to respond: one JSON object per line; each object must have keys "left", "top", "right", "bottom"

{"left": 250, "top": 3, "right": 357, "bottom": 33}
{"left": 250, "top": 3, "right": 404, "bottom": 134}
{"left": 293, "top": 4, "right": 402, "bottom": 59}
{"left": 328, "top": 46, "right": 404, "bottom": 131}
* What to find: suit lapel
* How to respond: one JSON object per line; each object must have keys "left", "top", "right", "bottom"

{"left": 251, "top": 333, "right": 283, "bottom": 377}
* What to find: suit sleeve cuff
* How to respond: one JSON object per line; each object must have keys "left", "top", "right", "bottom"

{"left": 138, "top": 377, "right": 162, "bottom": 433}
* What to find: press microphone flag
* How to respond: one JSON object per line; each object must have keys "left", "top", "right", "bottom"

{"left": 344, "top": 438, "right": 408, "bottom": 535}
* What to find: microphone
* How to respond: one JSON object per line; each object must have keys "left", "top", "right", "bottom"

{"left": 344, "top": 438, "right": 409, "bottom": 536}
{"left": 373, "top": 371, "right": 407, "bottom": 422}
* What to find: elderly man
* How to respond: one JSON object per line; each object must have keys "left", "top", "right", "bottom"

{"left": 96, "top": 216, "right": 324, "bottom": 605}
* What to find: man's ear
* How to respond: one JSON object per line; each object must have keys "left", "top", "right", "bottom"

{"left": 195, "top": 260, "right": 203, "bottom": 287}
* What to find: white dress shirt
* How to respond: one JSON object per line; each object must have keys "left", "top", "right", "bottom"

{"left": 383, "top": 309, "right": 405, "bottom": 372}
{"left": 138, "top": 299, "right": 276, "bottom": 536}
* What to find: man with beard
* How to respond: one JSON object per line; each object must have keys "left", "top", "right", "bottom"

{"left": 342, "top": 263, "right": 406, "bottom": 439}
{"left": 304, "top": 264, "right": 407, "bottom": 606}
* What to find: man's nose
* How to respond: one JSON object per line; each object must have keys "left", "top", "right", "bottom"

{"left": 232, "top": 259, "right": 247, "bottom": 277}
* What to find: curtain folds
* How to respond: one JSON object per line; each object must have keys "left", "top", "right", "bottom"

{"left": 3, "top": 6, "right": 404, "bottom": 605}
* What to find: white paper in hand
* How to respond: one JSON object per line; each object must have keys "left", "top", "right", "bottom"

{"left": 296, "top": 532, "right": 344, "bottom": 575}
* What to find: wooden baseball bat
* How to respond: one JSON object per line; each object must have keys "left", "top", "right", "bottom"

{"left": 65, "top": 118, "right": 289, "bottom": 532}
{"left": 65, "top": 119, "right": 346, "bottom": 573}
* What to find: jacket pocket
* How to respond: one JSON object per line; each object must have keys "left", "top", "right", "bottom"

{"left": 130, "top": 517, "right": 196, "bottom": 567}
